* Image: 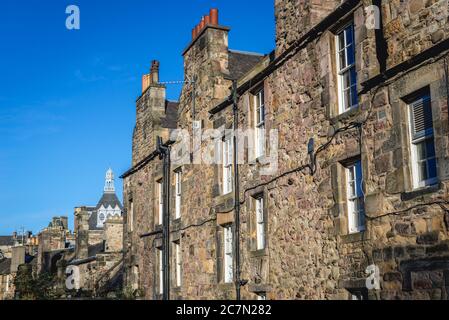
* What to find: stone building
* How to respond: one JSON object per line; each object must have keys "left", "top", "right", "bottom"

{"left": 0, "top": 246, "right": 36, "bottom": 300}
{"left": 0, "top": 231, "right": 38, "bottom": 260}
{"left": 33, "top": 169, "right": 124, "bottom": 297}
{"left": 122, "top": 1, "right": 449, "bottom": 300}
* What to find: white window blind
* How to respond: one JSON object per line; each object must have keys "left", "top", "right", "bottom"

{"left": 175, "top": 171, "right": 182, "bottom": 219}
{"left": 256, "top": 197, "right": 265, "bottom": 250}
{"left": 175, "top": 242, "right": 182, "bottom": 287}
{"left": 346, "top": 161, "right": 365, "bottom": 234}
{"left": 254, "top": 89, "right": 266, "bottom": 158}
{"left": 158, "top": 248, "right": 164, "bottom": 294}
{"left": 157, "top": 181, "right": 163, "bottom": 225}
{"left": 222, "top": 137, "right": 233, "bottom": 195}
{"left": 224, "top": 226, "right": 233, "bottom": 283}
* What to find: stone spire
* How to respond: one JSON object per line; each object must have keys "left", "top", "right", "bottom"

{"left": 104, "top": 168, "right": 115, "bottom": 193}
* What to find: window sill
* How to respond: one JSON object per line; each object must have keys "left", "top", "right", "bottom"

{"left": 250, "top": 248, "right": 268, "bottom": 258}
{"left": 401, "top": 183, "right": 441, "bottom": 201}
{"left": 172, "top": 286, "right": 182, "bottom": 293}
{"left": 218, "top": 282, "right": 234, "bottom": 291}
{"left": 330, "top": 105, "right": 360, "bottom": 125}
{"left": 340, "top": 231, "right": 368, "bottom": 244}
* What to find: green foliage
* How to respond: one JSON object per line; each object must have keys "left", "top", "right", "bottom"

{"left": 14, "top": 265, "right": 59, "bottom": 300}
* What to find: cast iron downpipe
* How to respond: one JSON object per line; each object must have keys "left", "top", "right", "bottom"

{"left": 157, "top": 137, "right": 171, "bottom": 301}
{"left": 232, "top": 80, "right": 242, "bottom": 300}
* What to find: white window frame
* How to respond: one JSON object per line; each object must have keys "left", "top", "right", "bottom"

{"left": 255, "top": 196, "right": 265, "bottom": 250}
{"left": 257, "top": 292, "right": 267, "bottom": 300}
{"left": 157, "top": 180, "right": 163, "bottom": 225}
{"left": 223, "top": 226, "right": 233, "bottom": 283}
{"left": 222, "top": 136, "right": 233, "bottom": 195}
{"left": 345, "top": 160, "right": 365, "bottom": 234}
{"left": 175, "top": 170, "right": 182, "bottom": 220}
{"left": 335, "top": 22, "right": 358, "bottom": 114}
{"left": 254, "top": 89, "right": 266, "bottom": 158}
{"left": 158, "top": 248, "right": 164, "bottom": 294}
{"left": 174, "top": 241, "right": 182, "bottom": 288}
{"left": 408, "top": 93, "right": 438, "bottom": 189}
{"left": 128, "top": 201, "right": 134, "bottom": 232}
{"left": 5, "top": 275, "right": 10, "bottom": 292}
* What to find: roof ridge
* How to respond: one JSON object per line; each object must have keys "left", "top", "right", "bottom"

{"left": 229, "top": 49, "right": 265, "bottom": 57}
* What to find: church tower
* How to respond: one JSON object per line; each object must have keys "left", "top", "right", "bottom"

{"left": 104, "top": 168, "right": 115, "bottom": 193}
{"left": 91, "top": 168, "right": 123, "bottom": 229}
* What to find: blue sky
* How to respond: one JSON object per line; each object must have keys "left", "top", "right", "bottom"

{"left": 0, "top": 1, "right": 275, "bottom": 235}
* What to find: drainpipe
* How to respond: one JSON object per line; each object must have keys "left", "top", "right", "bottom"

{"left": 157, "top": 137, "right": 171, "bottom": 301}
{"left": 232, "top": 80, "right": 242, "bottom": 300}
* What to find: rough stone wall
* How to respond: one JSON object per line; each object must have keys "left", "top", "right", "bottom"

{"left": 123, "top": 70, "right": 171, "bottom": 298}
{"left": 173, "top": 25, "right": 236, "bottom": 300}
{"left": 268, "top": 0, "right": 449, "bottom": 299}
{"left": 275, "top": 0, "right": 343, "bottom": 55}
{"left": 0, "top": 274, "right": 15, "bottom": 300}
{"left": 37, "top": 227, "right": 67, "bottom": 273}
{"left": 382, "top": 0, "right": 449, "bottom": 67}
{"left": 104, "top": 217, "right": 124, "bottom": 253}
{"left": 123, "top": 0, "right": 449, "bottom": 300}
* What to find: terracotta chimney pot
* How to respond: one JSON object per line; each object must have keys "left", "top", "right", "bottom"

{"left": 210, "top": 8, "right": 218, "bottom": 25}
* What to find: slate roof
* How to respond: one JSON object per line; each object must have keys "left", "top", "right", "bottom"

{"left": 96, "top": 192, "right": 123, "bottom": 210}
{"left": 0, "top": 258, "right": 11, "bottom": 275}
{"left": 0, "top": 236, "right": 14, "bottom": 246}
{"left": 228, "top": 50, "right": 265, "bottom": 81}
{"left": 88, "top": 211, "right": 102, "bottom": 231}
{"left": 161, "top": 101, "right": 179, "bottom": 129}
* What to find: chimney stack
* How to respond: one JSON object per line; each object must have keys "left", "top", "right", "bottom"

{"left": 141, "top": 60, "right": 160, "bottom": 93}
{"left": 150, "top": 60, "right": 160, "bottom": 84}
{"left": 191, "top": 8, "right": 219, "bottom": 40}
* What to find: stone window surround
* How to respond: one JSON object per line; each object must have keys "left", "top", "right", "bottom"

{"left": 173, "top": 166, "right": 183, "bottom": 222}
{"left": 322, "top": 9, "right": 363, "bottom": 120}
{"left": 216, "top": 222, "right": 234, "bottom": 286}
{"left": 389, "top": 63, "right": 447, "bottom": 197}
{"left": 331, "top": 151, "right": 367, "bottom": 239}
{"left": 249, "top": 83, "right": 267, "bottom": 160}
{"left": 153, "top": 243, "right": 164, "bottom": 299}
{"left": 248, "top": 188, "right": 269, "bottom": 256}
{"left": 172, "top": 238, "right": 182, "bottom": 289}
{"left": 154, "top": 176, "right": 164, "bottom": 227}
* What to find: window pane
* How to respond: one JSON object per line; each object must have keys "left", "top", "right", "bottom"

{"left": 419, "top": 161, "right": 428, "bottom": 182}
{"left": 345, "top": 25, "right": 354, "bottom": 46}
{"left": 347, "top": 43, "right": 355, "bottom": 66}
{"left": 343, "top": 71, "right": 351, "bottom": 89}
{"left": 355, "top": 162, "right": 363, "bottom": 196}
{"left": 416, "top": 141, "right": 426, "bottom": 161}
{"left": 426, "top": 139, "right": 436, "bottom": 158}
{"left": 338, "top": 32, "right": 345, "bottom": 51}
{"left": 428, "top": 158, "right": 437, "bottom": 180}
{"left": 339, "top": 51, "right": 346, "bottom": 70}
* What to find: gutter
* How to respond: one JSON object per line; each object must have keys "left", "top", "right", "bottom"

{"left": 120, "top": 140, "right": 176, "bottom": 179}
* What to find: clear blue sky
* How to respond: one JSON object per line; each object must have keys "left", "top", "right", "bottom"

{"left": 0, "top": 1, "right": 275, "bottom": 235}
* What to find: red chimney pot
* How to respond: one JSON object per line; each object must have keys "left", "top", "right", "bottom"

{"left": 210, "top": 8, "right": 218, "bottom": 25}
{"left": 200, "top": 16, "right": 205, "bottom": 29}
